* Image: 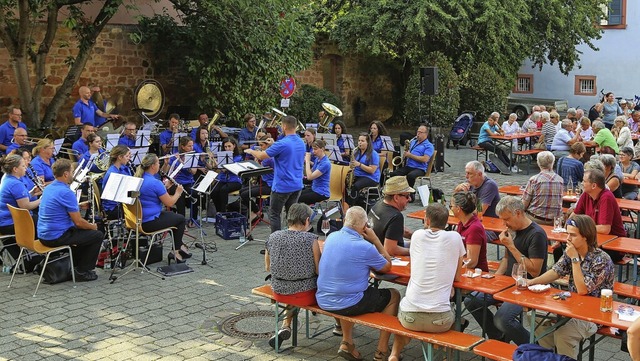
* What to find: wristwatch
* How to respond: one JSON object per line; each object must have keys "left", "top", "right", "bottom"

{"left": 571, "top": 257, "right": 580, "bottom": 264}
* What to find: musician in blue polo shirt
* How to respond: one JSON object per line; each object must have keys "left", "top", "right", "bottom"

{"left": 389, "top": 124, "right": 434, "bottom": 201}
{"left": 72, "top": 123, "right": 95, "bottom": 160}
{"left": 72, "top": 86, "right": 118, "bottom": 126}
{"left": 101, "top": 145, "right": 132, "bottom": 219}
{"left": 118, "top": 121, "right": 137, "bottom": 148}
{"left": 31, "top": 139, "right": 56, "bottom": 183}
{"left": 164, "top": 136, "right": 197, "bottom": 218}
{"left": 0, "top": 107, "right": 27, "bottom": 155}
{"left": 346, "top": 133, "right": 380, "bottom": 207}
{"left": 160, "top": 114, "right": 180, "bottom": 155}
{"left": 245, "top": 115, "right": 305, "bottom": 232}
{"left": 37, "top": 159, "right": 103, "bottom": 281}
{"left": 299, "top": 139, "right": 331, "bottom": 205}
{"left": 238, "top": 113, "right": 257, "bottom": 153}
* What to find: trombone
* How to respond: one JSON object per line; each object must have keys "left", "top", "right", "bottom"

{"left": 319, "top": 103, "right": 342, "bottom": 133}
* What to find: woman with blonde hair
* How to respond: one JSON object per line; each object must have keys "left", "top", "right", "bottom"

{"left": 613, "top": 115, "right": 633, "bottom": 149}
{"left": 30, "top": 138, "right": 55, "bottom": 183}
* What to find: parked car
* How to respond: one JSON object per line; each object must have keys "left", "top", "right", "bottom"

{"left": 507, "top": 96, "right": 569, "bottom": 121}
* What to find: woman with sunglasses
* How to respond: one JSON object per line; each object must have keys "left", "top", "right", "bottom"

{"left": 527, "top": 215, "right": 614, "bottom": 359}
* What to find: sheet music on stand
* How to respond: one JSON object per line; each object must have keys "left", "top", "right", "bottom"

{"left": 209, "top": 141, "right": 222, "bottom": 152}
{"left": 183, "top": 153, "right": 205, "bottom": 169}
{"left": 70, "top": 166, "right": 90, "bottom": 192}
{"left": 193, "top": 171, "right": 218, "bottom": 194}
{"left": 318, "top": 133, "right": 337, "bottom": 146}
{"left": 105, "top": 134, "right": 120, "bottom": 150}
{"left": 53, "top": 138, "right": 64, "bottom": 156}
{"left": 222, "top": 161, "right": 265, "bottom": 176}
{"left": 216, "top": 151, "right": 234, "bottom": 166}
{"left": 101, "top": 173, "right": 144, "bottom": 205}
{"left": 305, "top": 123, "right": 319, "bottom": 130}
{"left": 135, "top": 130, "right": 151, "bottom": 147}
{"left": 130, "top": 147, "right": 149, "bottom": 166}
{"left": 168, "top": 162, "right": 184, "bottom": 180}
{"left": 172, "top": 132, "right": 188, "bottom": 147}
{"left": 380, "top": 135, "right": 395, "bottom": 151}
{"left": 343, "top": 134, "right": 355, "bottom": 150}
{"left": 326, "top": 145, "right": 345, "bottom": 163}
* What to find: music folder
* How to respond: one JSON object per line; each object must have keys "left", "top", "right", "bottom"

{"left": 222, "top": 161, "right": 272, "bottom": 179}
{"left": 101, "top": 173, "right": 144, "bottom": 205}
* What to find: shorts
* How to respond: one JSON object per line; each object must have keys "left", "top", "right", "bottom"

{"left": 331, "top": 287, "right": 392, "bottom": 316}
{"left": 398, "top": 307, "right": 454, "bottom": 333}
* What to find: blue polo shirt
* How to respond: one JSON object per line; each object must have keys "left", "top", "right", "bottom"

{"left": 406, "top": 138, "right": 435, "bottom": 171}
{"left": 353, "top": 150, "right": 380, "bottom": 183}
{"left": 72, "top": 99, "right": 99, "bottom": 127}
{"left": 139, "top": 172, "right": 167, "bottom": 223}
{"left": 0, "top": 120, "right": 27, "bottom": 153}
{"left": 118, "top": 136, "right": 136, "bottom": 148}
{"left": 6, "top": 142, "right": 21, "bottom": 154}
{"left": 30, "top": 156, "right": 54, "bottom": 182}
{"left": 371, "top": 136, "right": 383, "bottom": 153}
{"left": 159, "top": 129, "right": 177, "bottom": 154}
{"left": 38, "top": 180, "right": 78, "bottom": 241}
{"left": 312, "top": 155, "right": 331, "bottom": 197}
{"left": 238, "top": 127, "right": 256, "bottom": 147}
{"left": 101, "top": 164, "right": 132, "bottom": 212}
{"left": 261, "top": 157, "right": 275, "bottom": 187}
{"left": 336, "top": 135, "right": 346, "bottom": 154}
{"left": 72, "top": 138, "right": 88, "bottom": 157}
{"left": 0, "top": 174, "right": 31, "bottom": 227}
{"left": 265, "top": 134, "right": 305, "bottom": 193}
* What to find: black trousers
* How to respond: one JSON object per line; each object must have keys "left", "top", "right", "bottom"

{"left": 239, "top": 183, "right": 271, "bottom": 215}
{"left": 40, "top": 227, "right": 104, "bottom": 272}
{"left": 169, "top": 184, "right": 200, "bottom": 220}
{"left": 389, "top": 166, "right": 425, "bottom": 188}
{"left": 211, "top": 181, "right": 242, "bottom": 213}
{"left": 298, "top": 187, "right": 329, "bottom": 206}
{"left": 478, "top": 141, "right": 511, "bottom": 166}
{"left": 347, "top": 177, "right": 379, "bottom": 206}
{"left": 142, "top": 211, "right": 186, "bottom": 251}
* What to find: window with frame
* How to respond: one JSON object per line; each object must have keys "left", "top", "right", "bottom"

{"left": 513, "top": 74, "right": 533, "bottom": 94}
{"left": 574, "top": 76, "right": 597, "bottom": 96}
{"left": 600, "top": 0, "right": 626, "bottom": 28}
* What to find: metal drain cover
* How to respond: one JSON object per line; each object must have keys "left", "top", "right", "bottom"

{"left": 218, "top": 310, "right": 274, "bottom": 340}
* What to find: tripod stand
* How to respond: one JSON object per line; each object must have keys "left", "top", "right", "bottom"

{"left": 190, "top": 172, "right": 217, "bottom": 265}
{"left": 231, "top": 163, "right": 273, "bottom": 250}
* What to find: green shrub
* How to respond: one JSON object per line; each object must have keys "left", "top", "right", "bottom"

{"left": 458, "top": 62, "right": 511, "bottom": 121}
{"left": 286, "top": 84, "right": 342, "bottom": 124}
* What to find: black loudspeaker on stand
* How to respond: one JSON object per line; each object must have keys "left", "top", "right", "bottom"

{"left": 420, "top": 67, "right": 439, "bottom": 96}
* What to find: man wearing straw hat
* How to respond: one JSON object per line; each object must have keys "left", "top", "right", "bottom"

{"left": 369, "top": 176, "right": 415, "bottom": 257}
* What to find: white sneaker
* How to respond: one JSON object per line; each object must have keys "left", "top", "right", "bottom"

{"left": 510, "top": 166, "right": 519, "bottom": 173}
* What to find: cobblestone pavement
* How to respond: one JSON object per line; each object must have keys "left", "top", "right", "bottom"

{"left": 0, "top": 144, "right": 631, "bottom": 361}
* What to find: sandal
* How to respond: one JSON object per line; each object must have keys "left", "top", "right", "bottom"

{"left": 337, "top": 341, "right": 363, "bottom": 361}
{"left": 373, "top": 349, "right": 389, "bottom": 361}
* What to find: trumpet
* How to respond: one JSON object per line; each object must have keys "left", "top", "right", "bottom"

{"left": 319, "top": 103, "right": 342, "bottom": 133}
{"left": 55, "top": 146, "right": 79, "bottom": 160}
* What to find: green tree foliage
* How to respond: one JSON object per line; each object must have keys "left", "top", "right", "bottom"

{"left": 138, "top": 0, "right": 315, "bottom": 121}
{"left": 324, "top": 0, "right": 608, "bottom": 120}
{"left": 0, "top": 0, "right": 125, "bottom": 128}
{"left": 458, "top": 63, "right": 510, "bottom": 121}
{"left": 287, "top": 84, "right": 341, "bottom": 124}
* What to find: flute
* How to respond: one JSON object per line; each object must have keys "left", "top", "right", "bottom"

{"left": 158, "top": 151, "right": 195, "bottom": 160}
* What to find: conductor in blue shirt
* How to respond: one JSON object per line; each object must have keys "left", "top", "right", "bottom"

{"left": 389, "top": 124, "right": 434, "bottom": 199}
{"left": 245, "top": 115, "right": 305, "bottom": 232}
{"left": 37, "top": 159, "right": 104, "bottom": 281}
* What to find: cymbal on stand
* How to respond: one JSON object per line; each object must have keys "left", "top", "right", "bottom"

{"left": 132, "top": 108, "right": 154, "bottom": 113}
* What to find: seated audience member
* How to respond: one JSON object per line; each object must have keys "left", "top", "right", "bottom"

{"left": 0, "top": 154, "right": 42, "bottom": 260}
{"left": 464, "top": 196, "right": 547, "bottom": 345}
{"left": 540, "top": 111, "right": 556, "bottom": 150}
{"left": 586, "top": 120, "right": 619, "bottom": 154}
{"left": 601, "top": 154, "right": 622, "bottom": 198}
{"left": 528, "top": 215, "right": 614, "bottom": 359}
{"left": 316, "top": 206, "right": 399, "bottom": 361}
{"left": 501, "top": 113, "right": 520, "bottom": 152}
{"left": 570, "top": 169, "right": 626, "bottom": 262}
{"left": 521, "top": 111, "right": 539, "bottom": 133}
{"left": 451, "top": 192, "right": 488, "bottom": 272}
{"left": 369, "top": 176, "right": 415, "bottom": 257}
{"left": 613, "top": 115, "right": 633, "bottom": 150}
{"left": 579, "top": 117, "right": 594, "bottom": 141}
{"left": 37, "top": 159, "right": 103, "bottom": 281}
{"left": 264, "top": 203, "right": 321, "bottom": 349}
{"left": 618, "top": 147, "right": 640, "bottom": 199}
{"left": 299, "top": 140, "right": 331, "bottom": 205}
{"left": 388, "top": 203, "right": 465, "bottom": 361}
{"left": 454, "top": 160, "right": 500, "bottom": 218}
{"left": 629, "top": 316, "right": 640, "bottom": 360}
{"left": 477, "top": 112, "right": 512, "bottom": 170}
{"left": 521, "top": 151, "right": 563, "bottom": 226}
{"left": 627, "top": 110, "right": 640, "bottom": 133}
{"left": 556, "top": 142, "right": 585, "bottom": 187}
{"left": 550, "top": 119, "right": 581, "bottom": 159}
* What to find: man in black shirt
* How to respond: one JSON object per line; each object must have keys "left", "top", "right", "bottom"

{"left": 368, "top": 176, "right": 415, "bottom": 257}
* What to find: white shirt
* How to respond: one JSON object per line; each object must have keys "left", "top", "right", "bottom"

{"left": 502, "top": 121, "right": 520, "bottom": 135}
{"left": 400, "top": 229, "right": 466, "bottom": 313}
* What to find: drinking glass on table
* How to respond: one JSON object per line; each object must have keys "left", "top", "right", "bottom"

{"left": 321, "top": 219, "right": 330, "bottom": 238}
{"left": 554, "top": 216, "right": 564, "bottom": 231}
{"left": 511, "top": 263, "right": 524, "bottom": 294}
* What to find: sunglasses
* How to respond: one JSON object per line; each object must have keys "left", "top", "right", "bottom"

{"left": 398, "top": 193, "right": 411, "bottom": 199}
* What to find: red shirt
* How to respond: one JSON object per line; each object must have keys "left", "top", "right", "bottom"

{"left": 457, "top": 215, "right": 489, "bottom": 272}
{"left": 574, "top": 189, "right": 626, "bottom": 237}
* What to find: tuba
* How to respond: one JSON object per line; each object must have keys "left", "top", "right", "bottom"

{"left": 207, "top": 109, "right": 225, "bottom": 134}
{"left": 267, "top": 108, "right": 286, "bottom": 128}
{"left": 319, "top": 103, "right": 342, "bottom": 133}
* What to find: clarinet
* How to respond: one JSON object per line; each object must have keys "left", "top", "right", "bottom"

{"left": 159, "top": 171, "right": 197, "bottom": 202}
{"left": 26, "top": 164, "right": 45, "bottom": 191}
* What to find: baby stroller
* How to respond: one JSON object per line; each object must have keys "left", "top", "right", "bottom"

{"left": 446, "top": 111, "right": 475, "bottom": 149}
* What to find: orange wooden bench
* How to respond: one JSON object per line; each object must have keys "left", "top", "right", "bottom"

{"left": 472, "top": 339, "right": 516, "bottom": 361}
{"left": 513, "top": 148, "right": 543, "bottom": 174}
{"left": 614, "top": 281, "right": 640, "bottom": 300}
{"left": 251, "top": 284, "right": 484, "bottom": 358}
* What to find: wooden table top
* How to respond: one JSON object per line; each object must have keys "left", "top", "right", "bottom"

{"left": 623, "top": 177, "right": 640, "bottom": 186}
{"left": 498, "top": 185, "right": 524, "bottom": 196}
{"left": 490, "top": 132, "right": 541, "bottom": 140}
{"left": 494, "top": 286, "right": 639, "bottom": 331}
{"left": 602, "top": 237, "right": 640, "bottom": 254}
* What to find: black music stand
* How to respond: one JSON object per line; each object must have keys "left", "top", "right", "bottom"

{"left": 221, "top": 161, "right": 273, "bottom": 250}
{"left": 190, "top": 171, "right": 218, "bottom": 266}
